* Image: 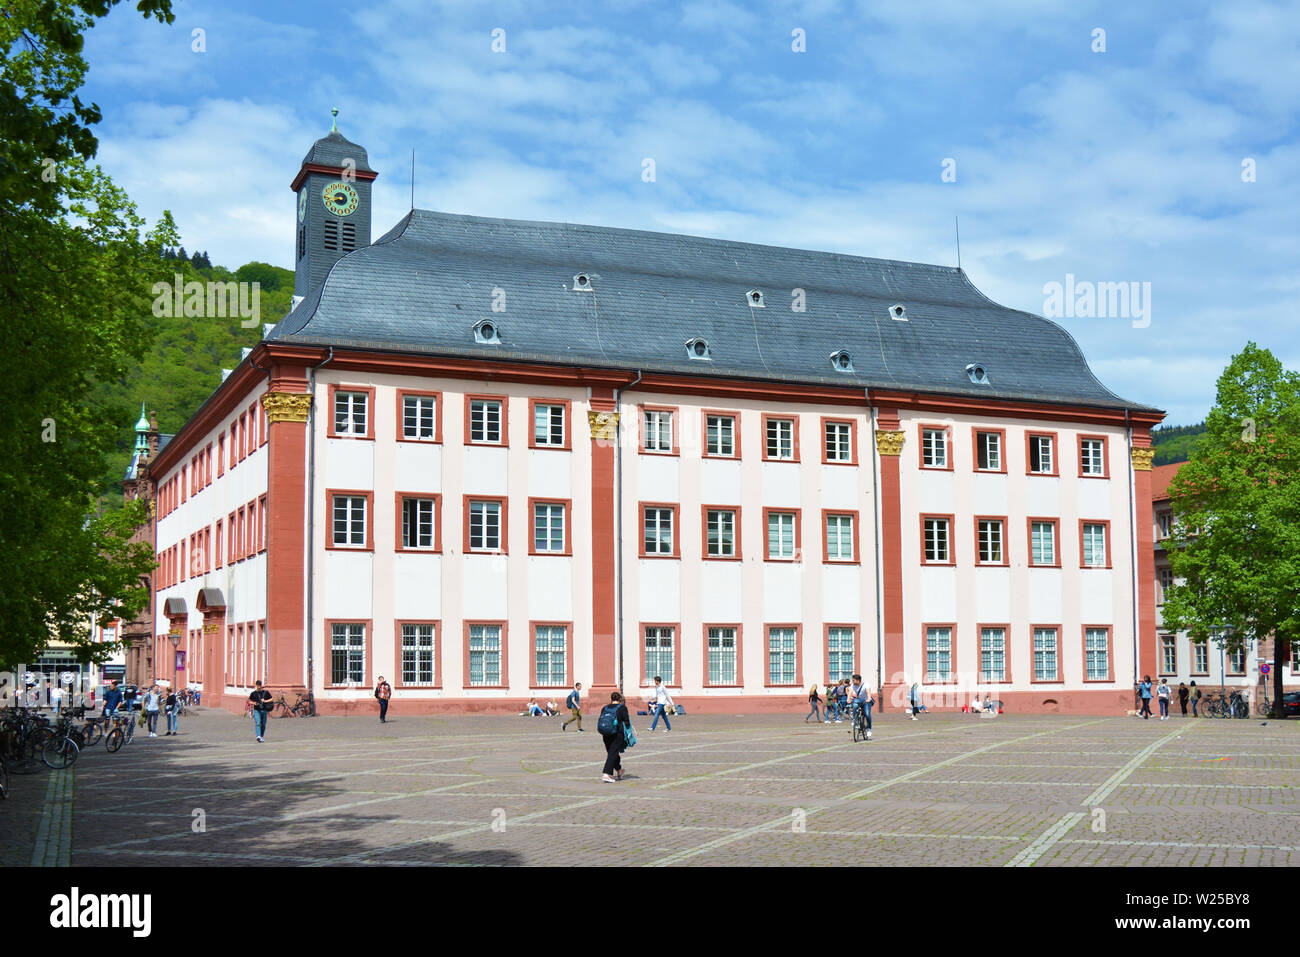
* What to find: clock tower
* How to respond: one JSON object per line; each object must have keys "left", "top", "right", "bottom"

{"left": 291, "top": 108, "right": 378, "bottom": 299}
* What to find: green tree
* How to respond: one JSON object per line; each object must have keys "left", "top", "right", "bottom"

{"left": 1162, "top": 343, "right": 1300, "bottom": 717}
{"left": 0, "top": 0, "right": 177, "bottom": 667}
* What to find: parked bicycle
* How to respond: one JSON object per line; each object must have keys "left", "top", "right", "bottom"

{"left": 274, "top": 691, "right": 314, "bottom": 718}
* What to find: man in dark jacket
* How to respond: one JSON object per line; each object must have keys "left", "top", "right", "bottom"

{"left": 103, "top": 681, "right": 124, "bottom": 724}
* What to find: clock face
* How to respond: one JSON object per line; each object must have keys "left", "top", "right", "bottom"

{"left": 298, "top": 189, "right": 307, "bottom": 222}
{"left": 321, "top": 181, "right": 359, "bottom": 217}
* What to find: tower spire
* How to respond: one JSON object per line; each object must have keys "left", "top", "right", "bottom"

{"left": 330, "top": 107, "right": 339, "bottom": 132}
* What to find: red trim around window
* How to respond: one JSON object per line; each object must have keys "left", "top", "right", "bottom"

{"left": 217, "top": 434, "right": 225, "bottom": 477}
{"left": 1189, "top": 638, "right": 1210, "bottom": 676}
{"left": 394, "top": 491, "right": 443, "bottom": 553}
{"left": 1077, "top": 433, "right": 1110, "bottom": 478}
{"left": 976, "top": 622, "right": 1012, "bottom": 684}
{"left": 638, "top": 403, "right": 680, "bottom": 455}
{"left": 764, "top": 623, "right": 803, "bottom": 687}
{"left": 463, "top": 620, "right": 509, "bottom": 690}
{"left": 971, "top": 427, "right": 1008, "bottom": 473}
{"left": 1029, "top": 624, "right": 1063, "bottom": 684}
{"left": 922, "top": 622, "right": 958, "bottom": 685}
{"left": 395, "top": 389, "right": 443, "bottom": 443}
{"left": 701, "top": 409, "right": 741, "bottom": 459}
{"left": 972, "top": 515, "right": 1010, "bottom": 566}
{"left": 527, "top": 398, "right": 573, "bottom": 451}
{"left": 1158, "top": 633, "right": 1178, "bottom": 677}
{"left": 393, "top": 620, "right": 443, "bottom": 689}
{"left": 701, "top": 504, "right": 742, "bottom": 561}
{"left": 323, "top": 618, "right": 375, "bottom": 689}
{"left": 918, "top": 423, "right": 954, "bottom": 470}
{"left": 702, "top": 622, "right": 744, "bottom": 688}
{"left": 639, "top": 622, "right": 683, "bottom": 688}
{"left": 258, "top": 495, "right": 267, "bottom": 553}
{"left": 527, "top": 497, "right": 573, "bottom": 556}
{"left": 1081, "top": 624, "right": 1115, "bottom": 682}
{"left": 464, "top": 394, "right": 509, "bottom": 447}
{"left": 820, "top": 416, "right": 858, "bottom": 465}
{"left": 327, "top": 384, "right": 376, "bottom": 440}
{"left": 528, "top": 620, "right": 575, "bottom": 688}
{"left": 1026, "top": 516, "right": 1061, "bottom": 568}
{"left": 762, "top": 507, "right": 802, "bottom": 562}
{"left": 638, "top": 502, "right": 681, "bottom": 559}
{"left": 1025, "top": 430, "right": 1060, "bottom": 476}
{"left": 822, "top": 623, "right": 860, "bottom": 683}
{"left": 215, "top": 519, "right": 224, "bottom": 569}
{"left": 1078, "top": 518, "right": 1113, "bottom": 569}
{"left": 821, "top": 509, "right": 860, "bottom": 564}
{"left": 760, "top": 413, "right": 800, "bottom": 462}
{"left": 919, "top": 513, "right": 956, "bottom": 565}
{"left": 463, "top": 496, "right": 509, "bottom": 554}
{"left": 325, "top": 488, "right": 375, "bottom": 551}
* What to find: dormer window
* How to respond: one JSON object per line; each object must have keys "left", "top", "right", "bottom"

{"left": 965, "top": 362, "right": 989, "bottom": 384}
{"left": 830, "top": 350, "right": 855, "bottom": 373}
{"left": 572, "top": 273, "right": 592, "bottom": 291}
{"left": 747, "top": 290, "right": 765, "bottom": 307}
{"left": 473, "top": 319, "right": 501, "bottom": 345}
{"left": 686, "top": 337, "right": 711, "bottom": 360}
{"left": 890, "top": 303, "right": 908, "bottom": 321}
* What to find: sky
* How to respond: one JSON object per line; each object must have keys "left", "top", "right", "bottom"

{"left": 80, "top": 0, "right": 1300, "bottom": 426}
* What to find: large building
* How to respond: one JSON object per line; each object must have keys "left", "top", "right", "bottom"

{"left": 144, "top": 121, "right": 1165, "bottom": 715}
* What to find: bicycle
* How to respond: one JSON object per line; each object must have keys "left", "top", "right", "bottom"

{"left": 104, "top": 711, "right": 137, "bottom": 753}
{"left": 41, "top": 730, "right": 79, "bottom": 769}
{"left": 851, "top": 702, "right": 872, "bottom": 742}
{"left": 273, "top": 691, "right": 313, "bottom": 718}
{"left": 1255, "top": 692, "right": 1273, "bottom": 717}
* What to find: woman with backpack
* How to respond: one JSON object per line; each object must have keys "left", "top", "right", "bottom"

{"left": 597, "top": 692, "right": 632, "bottom": 783}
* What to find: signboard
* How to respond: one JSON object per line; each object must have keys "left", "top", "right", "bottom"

{"left": 175, "top": 650, "right": 187, "bottom": 671}
{"left": 59, "top": 671, "right": 77, "bottom": 685}
{"left": 1260, "top": 662, "right": 1271, "bottom": 676}
{"left": 102, "top": 664, "right": 126, "bottom": 682}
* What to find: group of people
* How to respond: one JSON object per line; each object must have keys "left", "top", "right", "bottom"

{"left": 1135, "top": 676, "right": 1203, "bottom": 719}
{"left": 803, "top": 676, "right": 875, "bottom": 736}
{"left": 102, "top": 680, "right": 182, "bottom": 737}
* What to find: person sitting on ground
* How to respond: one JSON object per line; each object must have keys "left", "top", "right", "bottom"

{"left": 983, "top": 694, "right": 999, "bottom": 714}
{"left": 526, "top": 697, "right": 545, "bottom": 717}
{"left": 544, "top": 700, "right": 559, "bottom": 716}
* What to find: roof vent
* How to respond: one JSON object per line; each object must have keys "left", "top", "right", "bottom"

{"left": 830, "top": 350, "right": 855, "bottom": 373}
{"left": 747, "top": 290, "right": 765, "bottom": 308}
{"left": 262, "top": 323, "right": 276, "bottom": 339}
{"left": 965, "top": 362, "right": 990, "bottom": 384}
{"left": 473, "top": 319, "right": 502, "bottom": 345}
{"left": 890, "top": 303, "right": 908, "bottom": 321}
{"left": 221, "top": 368, "right": 232, "bottom": 382}
{"left": 240, "top": 347, "right": 252, "bottom": 361}
{"left": 685, "top": 337, "right": 711, "bottom": 360}
{"left": 572, "top": 273, "right": 592, "bottom": 291}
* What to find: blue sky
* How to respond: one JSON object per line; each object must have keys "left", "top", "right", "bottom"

{"left": 82, "top": 0, "right": 1300, "bottom": 425}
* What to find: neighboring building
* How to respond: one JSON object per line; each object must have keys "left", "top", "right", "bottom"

{"left": 1152, "top": 462, "right": 1298, "bottom": 705}
{"left": 120, "top": 405, "right": 171, "bottom": 686}
{"left": 144, "top": 118, "right": 1166, "bottom": 715}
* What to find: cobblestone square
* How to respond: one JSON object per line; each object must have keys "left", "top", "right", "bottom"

{"left": 5, "top": 709, "right": 1298, "bottom": 867}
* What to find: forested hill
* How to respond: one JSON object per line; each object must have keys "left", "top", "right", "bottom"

{"left": 95, "top": 255, "right": 295, "bottom": 505}
{"left": 1152, "top": 422, "right": 1206, "bottom": 465}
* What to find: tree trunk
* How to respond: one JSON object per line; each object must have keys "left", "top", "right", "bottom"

{"left": 1275, "top": 635, "right": 1289, "bottom": 718}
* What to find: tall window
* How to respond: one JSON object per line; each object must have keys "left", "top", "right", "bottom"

{"left": 643, "top": 409, "right": 673, "bottom": 453}
{"left": 827, "top": 627, "right": 854, "bottom": 682}
{"left": 977, "top": 519, "right": 1004, "bottom": 563}
{"left": 706, "top": 627, "right": 738, "bottom": 685}
{"left": 922, "top": 428, "right": 948, "bottom": 468}
{"left": 1158, "top": 567, "right": 1174, "bottom": 603}
{"left": 534, "top": 625, "right": 567, "bottom": 685}
{"left": 400, "top": 624, "right": 435, "bottom": 686}
{"left": 1030, "top": 521, "right": 1056, "bottom": 565}
{"left": 1228, "top": 646, "right": 1246, "bottom": 674}
{"left": 1192, "top": 639, "right": 1208, "bottom": 674}
{"left": 332, "top": 495, "right": 367, "bottom": 547}
{"left": 1085, "top": 627, "right": 1110, "bottom": 680}
{"left": 1082, "top": 523, "right": 1108, "bottom": 567}
{"left": 767, "top": 511, "right": 797, "bottom": 560}
{"left": 643, "top": 507, "right": 674, "bottom": 556}
{"left": 468, "top": 500, "right": 502, "bottom": 552}
{"left": 706, "top": 414, "right": 735, "bottom": 456}
{"left": 469, "top": 399, "right": 503, "bottom": 444}
{"left": 1157, "top": 513, "right": 1172, "bottom": 539}
{"left": 925, "top": 626, "right": 952, "bottom": 682}
{"left": 1080, "top": 438, "right": 1106, "bottom": 475}
{"left": 923, "top": 517, "right": 950, "bottom": 563}
{"left": 768, "top": 627, "right": 797, "bottom": 685}
{"left": 976, "top": 431, "right": 1002, "bottom": 471}
{"left": 402, "top": 497, "right": 437, "bottom": 549}
{"left": 1160, "top": 635, "right": 1177, "bottom": 674}
{"left": 330, "top": 623, "right": 365, "bottom": 685}
{"left": 334, "top": 391, "right": 367, "bottom": 436}
{"left": 644, "top": 627, "right": 675, "bottom": 684}
{"left": 533, "top": 502, "right": 566, "bottom": 553}
{"left": 705, "top": 509, "right": 737, "bottom": 558}
{"left": 824, "top": 421, "right": 852, "bottom": 462}
{"left": 765, "top": 417, "right": 795, "bottom": 460}
{"left": 1028, "top": 434, "right": 1054, "bottom": 474}
{"left": 533, "top": 403, "right": 566, "bottom": 447}
{"left": 826, "top": 513, "right": 855, "bottom": 561}
{"left": 980, "top": 627, "right": 1006, "bottom": 682}
{"left": 1033, "top": 627, "right": 1058, "bottom": 681}
{"left": 467, "top": 624, "right": 502, "bottom": 686}
{"left": 402, "top": 395, "right": 437, "bottom": 440}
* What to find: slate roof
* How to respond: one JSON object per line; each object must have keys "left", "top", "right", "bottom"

{"left": 270, "top": 209, "right": 1158, "bottom": 412}
{"left": 300, "top": 130, "right": 374, "bottom": 174}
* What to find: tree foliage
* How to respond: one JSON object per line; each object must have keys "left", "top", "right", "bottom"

{"left": 1161, "top": 343, "right": 1300, "bottom": 715}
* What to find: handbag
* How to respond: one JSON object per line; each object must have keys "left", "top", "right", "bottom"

{"left": 622, "top": 723, "right": 637, "bottom": 749}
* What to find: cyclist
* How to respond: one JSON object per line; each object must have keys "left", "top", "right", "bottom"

{"left": 102, "top": 681, "right": 123, "bottom": 726}
{"left": 849, "top": 674, "right": 874, "bottom": 740}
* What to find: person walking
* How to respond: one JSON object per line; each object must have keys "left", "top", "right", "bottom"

{"left": 249, "top": 681, "right": 272, "bottom": 742}
{"left": 597, "top": 692, "right": 632, "bottom": 783}
{"left": 648, "top": 676, "right": 674, "bottom": 732}
{"left": 143, "top": 685, "right": 161, "bottom": 737}
{"left": 1137, "top": 675, "right": 1153, "bottom": 719}
{"left": 1178, "top": 681, "right": 1189, "bottom": 716}
{"left": 908, "top": 682, "right": 922, "bottom": 720}
{"left": 1189, "top": 680, "right": 1201, "bottom": 717}
{"left": 164, "top": 686, "right": 180, "bottom": 735}
{"left": 805, "top": 683, "right": 823, "bottom": 723}
{"left": 374, "top": 676, "right": 392, "bottom": 723}
{"left": 1157, "top": 679, "right": 1171, "bottom": 720}
{"left": 562, "top": 682, "right": 584, "bottom": 731}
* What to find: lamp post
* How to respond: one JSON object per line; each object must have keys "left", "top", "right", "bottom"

{"left": 169, "top": 631, "right": 182, "bottom": 690}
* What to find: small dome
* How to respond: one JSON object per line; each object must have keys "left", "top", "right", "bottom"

{"left": 134, "top": 402, "right": 150, "bottom": 432}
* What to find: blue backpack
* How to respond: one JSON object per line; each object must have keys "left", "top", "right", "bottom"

{"left": 596, "top": 704, "right": 621, "bottom": 735}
